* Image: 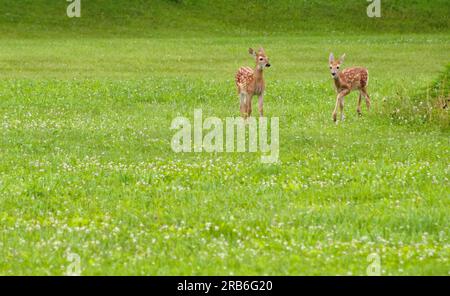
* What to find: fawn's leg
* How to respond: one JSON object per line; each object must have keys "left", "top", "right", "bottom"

{"left": 239, "top": 92, "right": 247, "bottom": 118}
{"left": 333, "top": 96, "right": 339, "bottom": 122}
{"left": 361, "top": 88, "right": 371, "bottom": 111}
{"left": 333, "top": 90, "right": 350, "bottom": 122}
{"left": 239, "top": 93, "right": 247, "bottom": 118}
{"left": 246, "top": 94, "right": 253, "bottom": 117}
{"left": 357, "top": 92, "right": 362, "bottom": 115}
{"left": 258, "top": 94, "right": 264, "bottom": 117}
{"left": 339, "top": 96, "right": 345, "bottom": 121}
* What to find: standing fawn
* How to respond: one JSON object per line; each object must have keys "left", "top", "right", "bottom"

{"left": 329, "top": 53, "right": 371, "bottom": 122}
{"left": 235, "top": 47, "right": 271, "bottom": 118}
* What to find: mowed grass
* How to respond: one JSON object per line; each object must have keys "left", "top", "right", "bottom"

{"left": 0, "top": 34, "right": 448, "bottom": 275}
{"left": 0, "top": 0, "right": 449, "bottom": 275}
{"left": 1, "top": 0, "right": 449, "bottom": 37}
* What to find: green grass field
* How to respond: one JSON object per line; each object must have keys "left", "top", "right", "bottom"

{"left": 0, "top": 0, "right": 449, "bottom": 275}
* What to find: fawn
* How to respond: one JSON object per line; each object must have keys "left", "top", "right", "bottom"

{"left": 235, "top": 48, "right": 271, "bottom": 118}
{"left": 329, "top": 53, "right": 371, "bottom": 122}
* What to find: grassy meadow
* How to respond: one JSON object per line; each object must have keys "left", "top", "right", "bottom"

{"left": 0, "top": 1, "right": 449, "bottom": 275}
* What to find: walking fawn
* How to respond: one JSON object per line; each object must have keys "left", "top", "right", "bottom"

{"left": 329, "top": 53, "right": 371, "bottom": 122}
{"left": 235, "top": 48, "right": 271, "bottom": 118}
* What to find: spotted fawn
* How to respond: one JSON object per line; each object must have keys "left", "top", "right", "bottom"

{"left": 329, "top": 53, "right": 371, "bottom": 122}
{"left": 235, "top": 48, "right": 271, "bottom": 118}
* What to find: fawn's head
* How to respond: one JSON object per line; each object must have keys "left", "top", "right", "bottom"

{"left": 250, "top": 47, "right": 271, "bottom": 70}
{"left": 329, "top": 53, "right": 345, "bottom": 79}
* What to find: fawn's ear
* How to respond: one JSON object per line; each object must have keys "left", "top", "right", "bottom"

{"left": 258, "top": 47, "right": 265, "bottom": 54}
{"left": 329, "top": 53, "right": 334, "bottom": 63}
{"left": 249, "top": 48, "right": 256, "bottom": 57}
{"left": 339, "top": 54, "right": 346, "bottom": 63}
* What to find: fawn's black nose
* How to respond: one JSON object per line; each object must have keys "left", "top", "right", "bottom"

{"left": 266, "top": 63, "right": 271, "bottom": 68}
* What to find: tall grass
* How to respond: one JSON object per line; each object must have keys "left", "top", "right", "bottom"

{"left": 384, "top": 65, "right": 450, "bottom": 131}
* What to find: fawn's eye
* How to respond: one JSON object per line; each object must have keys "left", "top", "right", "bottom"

{"left": 337, "top": 66, "right": 340, "bottom": 69}
{"left": 259, "top": 58, "right": 264, "bottom": 61}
